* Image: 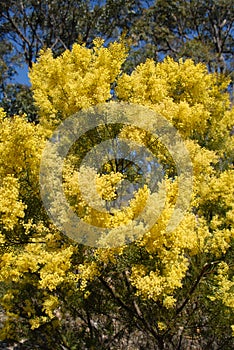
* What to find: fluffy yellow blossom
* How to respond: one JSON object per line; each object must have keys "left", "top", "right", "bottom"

{"left": 208, "top": 262, "right": 234, "bottom": 321}
{"left": 96, "top": 171, "right": 125, "bottom": 201}
{"left": 163, "top": 296, "right": 176, "bottom": 309}
{"left": 42, "top": 295, "right": 59, "bottom": 318}
{"left": 77, "top": 262, "right": 100, "bottom": 291}
{"left": 29, "top": 40, "right": 127, "bottom": 129}
{"left": 0, "top": 175, "right": 26, "bottom": 230}
{"left": 158, "top": 322, "right": 167, "bottom": 331}
{"left": 30, "top": 316, "right": 48, "bottom": 330}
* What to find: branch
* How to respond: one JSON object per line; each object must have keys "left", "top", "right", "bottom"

{"left": 176, "top": 261, "right": 220, "bottom": 316}
{"left": 98, "top": 275, "right": 159, "bottom": 340}
{"left": 2, "top": 10, "right": 31, "bottom": 49}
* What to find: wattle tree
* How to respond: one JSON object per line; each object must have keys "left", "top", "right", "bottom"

{"left": 0, "top": 40, "right": 233, "bottom": 349}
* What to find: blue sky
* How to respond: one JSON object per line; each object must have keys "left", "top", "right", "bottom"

{"left": 14, "top": 63, "right": 30, "bottom": 85}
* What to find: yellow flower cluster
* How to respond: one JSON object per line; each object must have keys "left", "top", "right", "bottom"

{"left": 0, "top": 243, "right": 74, "bottom": 288}
{"left": 116, "top": 57, "right": 231, "bottom": 145}
{"left": 96, "top": 171, "right": 124, "bottom": 201}
{"left": 77, "top": 261, "right": 99, "bottom": 291}
{"left": 29, "top": 39, "right": 127, "bottom": 129}
{"left": 209, "top": 262, "right": 234, "bottom": 308}
{"left": 0, "top": 113, "right": 44, "bottom": 178}
{"left": 0, "top": 175, "right": 26, "bottom": 230}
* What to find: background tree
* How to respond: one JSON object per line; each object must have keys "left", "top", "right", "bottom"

{"left": 0, "top": 0, "right": 143, "bottom": 68}
{"left": 129, "top": 0, "right": 234, "bottom": 72}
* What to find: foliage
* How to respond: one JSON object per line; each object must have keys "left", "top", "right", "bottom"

{"left": 0, "top": 84, "right": 38, "bottom": 122}
{"left": 0, "top": 0, "right": 144, "bottom": 122}
{"left": 0, "top": 0, "right": 143, "bottom": 68}
{"left": 0, "top": 39, "right": 18, "bottom": 95}
{"left": 129, "top": 0, "right": 234, "bottom": 74}
{"left": 0, "top": 40, "right": 233, "bottom": 350}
